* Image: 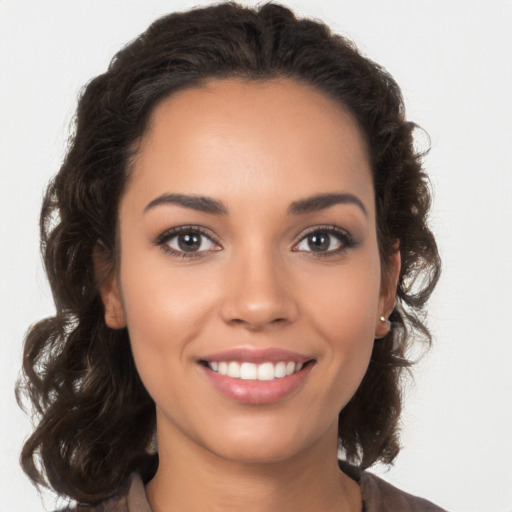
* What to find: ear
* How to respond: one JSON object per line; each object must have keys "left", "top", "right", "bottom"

{"left": 375, "top": 247, "right": 401, "bottom": 339}
{"left": 93, "top": 245, "right": 126, "bottom": 329}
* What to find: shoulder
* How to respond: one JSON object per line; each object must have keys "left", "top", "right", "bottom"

{"left": 56, "top": 473, "right": 151, "bottom": 512}
{"left": 360, "top": 472, "right": 447, "bottom": 512}
{"left": 339, "top": 460, "right": 447, "bottom": 512}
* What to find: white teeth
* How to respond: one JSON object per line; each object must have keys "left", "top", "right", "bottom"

{"left": 257, "top": 362, "right": 275, "bottom": 381}
{"left": 207, "top": 360, "right": 305, "bottom": 381}
{"left": 218, "top": 362, "right": 228, "bottom": 375}
{"left": 240, "top": 362, "right": 257, "bottom": 380}
{"left": 227, "top": 361, "right": 240, "bottom": 378}
{"left": 274, "top": 362, "right": 286, "bottom": 378}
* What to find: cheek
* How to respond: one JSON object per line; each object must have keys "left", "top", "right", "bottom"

{"left": 118, "top": 253, "right": 219, "bottom": 381}
{"left": 299, "top": 258, "right": 381, "bottom": 398}
{"left": 302, "top": 257, "right": 381, "bottom": 342}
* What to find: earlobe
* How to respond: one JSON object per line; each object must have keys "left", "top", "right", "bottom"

{"left": 100, "top": 274, "right": 127, "bottom": 329}
{"left": 375, "top": 315, "right": 392, "bottom": 339}
{"left": 375, "top": 247, "right": 401, "bottom": 339}
{"left": 93, "top": 245, "right": 126, "bottom": 329}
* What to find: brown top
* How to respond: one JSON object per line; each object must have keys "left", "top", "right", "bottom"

{"left": 67, "top": 462, "right": 447, "bottom": 512}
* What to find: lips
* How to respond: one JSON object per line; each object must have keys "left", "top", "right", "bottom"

{"left": 199, "top": 348, "right": 315, "bottom": 404}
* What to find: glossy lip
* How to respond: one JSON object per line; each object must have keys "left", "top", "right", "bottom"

{"left": 198, "top": 348, "right": 316, "bottom": 405}
{"left": 199, "top": 347, "right": 313, "bottom": 364}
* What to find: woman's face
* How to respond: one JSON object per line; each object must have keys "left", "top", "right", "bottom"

{"left": 101, "top": 78, "right": 397, "bottom": 464}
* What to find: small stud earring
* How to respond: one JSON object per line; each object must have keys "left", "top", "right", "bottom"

{"left": 376, "top": 315, "right": 392, "bottom": 339}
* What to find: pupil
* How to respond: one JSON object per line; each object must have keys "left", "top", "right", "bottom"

{"left": 178, "top": 233, "right": 201, "bottom": 251}
{"left": 308, "top": 233, "right": 329, "bottom": 251}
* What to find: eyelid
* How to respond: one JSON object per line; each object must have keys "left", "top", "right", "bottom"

{"left": 155, "top": 225, "right": 222, "bottom": 258}
{"left": 154, "top": 223, "right": 355, "bottom": 259}
{"left": 155, "top": 225, "right": 218, "bottom": 244}
{"left": 292, "top": 224, "right": 356, "bottom": 255}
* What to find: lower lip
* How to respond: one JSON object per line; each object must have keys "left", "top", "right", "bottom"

{"left": 201, "top": 363, "right": 313, "bottom": 404}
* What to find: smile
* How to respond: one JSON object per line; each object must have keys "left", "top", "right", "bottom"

{"left": 207, "top": 361, "right": 303, "bottom": 381}
{"left": 199, "top": 349, "right": 315, "bottom": 404}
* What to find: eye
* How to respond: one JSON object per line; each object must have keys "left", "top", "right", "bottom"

{"left": 293, "top": 226, "right": 355, "bottom": 256}
{"left": 156, "top": 226, "right": 221, "bottom": 258}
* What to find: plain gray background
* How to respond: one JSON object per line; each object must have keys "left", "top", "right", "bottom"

{"left": 1, "top": 1, "right": 511, "bottom": 510}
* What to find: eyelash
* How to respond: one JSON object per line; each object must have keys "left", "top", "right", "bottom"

{"left": 155, "top": 225, "right": 221, "bottom": 259}
{"left": 155, "top": 224, "right": 356, "bottom": 259}
{"left": 292, "top": 225, "right": 357, "bottom": 258}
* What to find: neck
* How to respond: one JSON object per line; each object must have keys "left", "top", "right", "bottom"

{"left": 145, "top": 420, "right": 361, "bottom": 512}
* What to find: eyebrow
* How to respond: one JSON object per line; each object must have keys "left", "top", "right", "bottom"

{"left": 288, "top": 193, "right": 368, "bottom": 217}
{"left": 144, "top": 191, "right": 367, "bottom": 217}
{"left": 144, "top": 193, "right": 228, "bottom": 215}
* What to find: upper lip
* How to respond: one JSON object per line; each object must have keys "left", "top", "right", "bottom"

{"left": 199, "top": 347, "right": 313, "bottom": 364}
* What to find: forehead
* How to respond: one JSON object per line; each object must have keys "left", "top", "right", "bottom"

{"left": 127, "top": 78, "right": 374, "bottom": 215}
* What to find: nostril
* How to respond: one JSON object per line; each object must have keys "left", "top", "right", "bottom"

{"left": 220, "top": 288, "right": 299, "bottom": 330}
{"left": 245, "top": 317, "right": 290, "bottom": 331}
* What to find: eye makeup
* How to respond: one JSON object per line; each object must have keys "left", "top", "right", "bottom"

{"left": 153, "top": 222, "right": 358, "bottom": 261}
{"left": 154, "top": 225, "right": 221, "bottom": 259}
{"left": 292, "top": 224, "right": 358, "bottom": 259}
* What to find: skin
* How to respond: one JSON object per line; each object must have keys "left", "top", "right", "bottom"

{"left": 100, "top": 78, "right": 399, "bottom": 512}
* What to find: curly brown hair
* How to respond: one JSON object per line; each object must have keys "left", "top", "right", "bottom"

{"left": 17, "top": 2, "right": 440, "bottom": 504}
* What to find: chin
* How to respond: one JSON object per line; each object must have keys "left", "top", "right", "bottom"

{"left": 200, "top": 415, "right": 337, "bottom": 466}
{"left": 211, "top": 439, "right": 307, "bottom": 466}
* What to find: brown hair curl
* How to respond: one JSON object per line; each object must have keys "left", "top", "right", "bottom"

{"left": 17, "top": 2, "right": 441, "bottom": 504}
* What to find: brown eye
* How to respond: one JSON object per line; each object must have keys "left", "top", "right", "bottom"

{"left": 306, "top": 233, "right": 331, "bottom": 252}
{"left": 295, "top": 231, "right": 343, "bottom": 253}
{"left": 161, "top": 228, "right": 221, "bottom": 256}
{"left": 177, "top": 232, "right": 201, "bottom": 252}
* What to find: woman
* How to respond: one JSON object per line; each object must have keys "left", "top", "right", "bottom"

{"left": 18, "top": 3, "right": 443, "bottom": 511}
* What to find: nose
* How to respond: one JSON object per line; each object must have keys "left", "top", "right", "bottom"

{"left": 220, "top": 249, "right": 299, "bottom": 331}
